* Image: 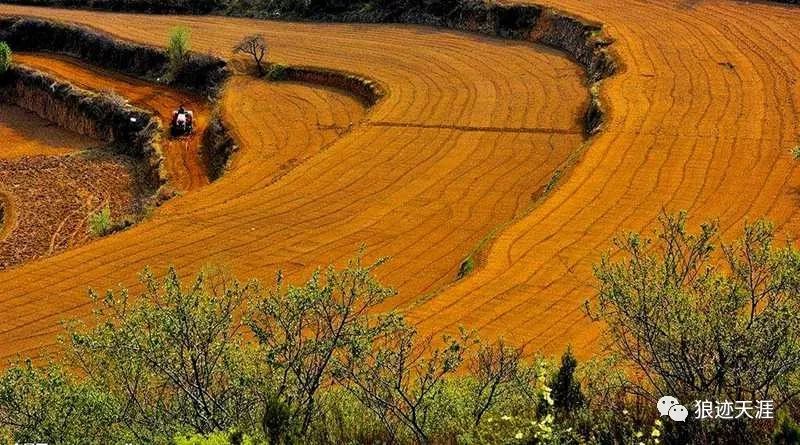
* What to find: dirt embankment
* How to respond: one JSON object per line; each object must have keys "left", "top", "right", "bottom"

{"left": 0, "top": 66, "right": 165, "bottom": 189}
{"left": 0, "top": 16, "right": 228, "bottom": 96}
{"left": 277, "top": 66, "right": 385, "bottom": 107}
{"left": 440, "top": 4, "right": 614, "bottom": 134}
{"left": 201, "top": 113, "right": 236, "bottom": 181}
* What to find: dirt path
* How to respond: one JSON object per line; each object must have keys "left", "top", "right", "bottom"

{"left": 0, "top": 6, "right": 587, "bottom": 361}
{"left": 15, "top": 53, "right": 211, "bottom": 192}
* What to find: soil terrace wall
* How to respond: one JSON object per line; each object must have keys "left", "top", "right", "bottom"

{"left": 201, "top": 113, "right": 237, "bottom": 180}
{"left": 441, "top": 4, "right": 616, "bottom": 83}
{"left": 280, "top": 65, "right": 385, "bottom": 107}
{"left": 0, "top": 4, "right": 614, "bottom": 134}
{"left": 0, "top": 191, "right": 12, "bottom": 244}
{"left": 0, "top": 66, "right": 166, "bottom": 188}
{"left": 0, "top": 16, "right": 228, "bottom": 95}
{"left": 0, "top": 199, "right": 5, "bottom": 239}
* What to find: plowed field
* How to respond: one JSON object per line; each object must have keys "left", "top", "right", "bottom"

{"left": 0, "top": 101, "right": 145, "bottom": 270}
{"left": 1, "top": 0, "right": 797, "bottom": 360}
{"left": 0, "top": 103, "right": 95, "bottom": 159}
{"left": 0, "top": 153, "right": 145, "bottom": 269}
{"left": 15, "top": 53, "right": 211, "bottom": 192}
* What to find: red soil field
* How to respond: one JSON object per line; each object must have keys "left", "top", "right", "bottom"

{"left": 0, "top": 103, "right": 95, "bottom": 159}
{"left": 408, "top": 0, "right": 800, "bottom": 355}
{"left": 15, "top": 53, "right": 211, "bottom": 192}
{"left": 0, "top": 5, "right": 586, "bottom": 361}
{"left": 0, "top": 152, "right": 145, "bottom": 269}
{"left": 0, "top": 102, "right": 144, "bottom": 270}
{"left": 2, "top": 0, "right": 798, "bottom": 361}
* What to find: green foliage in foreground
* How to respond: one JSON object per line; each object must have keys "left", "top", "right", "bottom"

{"left": 174, "top": 431, "right": 259, "bottom": 445}
{"left": 591, "top": 212, "right": 800, "bottom": 443}
{"left": 1, "top": 213, "right": 800, "bottom": 444}
{"left": 0, "top": 42, "right": 11, "bottom": 74}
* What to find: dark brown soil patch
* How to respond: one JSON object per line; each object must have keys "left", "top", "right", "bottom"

{"left": 0, "top": 151, "right": 146, "bottom": 269}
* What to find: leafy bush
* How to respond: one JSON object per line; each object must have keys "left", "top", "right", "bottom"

{"left": 0, "top": 237, "right": 798, "bottom": 443}
{"left": 0, "top": 361, "right": 122, "bottom": 444}
{"left": 174, "top": 430, "right": 259, "bottom": 445}
{"left": 265, "top": 63, "right": 287, "bottom": 81}
{"left": 66, "top": 266, "right": 267, "bottom": 441}
{"left": 87, "top": 204, "right": 113, "bottom": 237}
{"left": 591, "top": 211, "right": 800, "bottom": 443}
{"left": 773, "top": 410, "right": 800, "bottom": 445}
{"left": 167, "top": 25, "right": 191, "bottom": 80}
{"left": 248, "top": 254, "right": 398, "bottom": 437}
{"left": 0, "top": 42, "right": 11, "bottom": 74}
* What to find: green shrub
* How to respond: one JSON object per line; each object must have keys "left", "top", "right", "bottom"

{"left": 0, "top": 361, "right": 122, "bottom": 444}
{"left": 66, "top": 267, "right": 266, "bottom": 442}
{"left": 265, "top": 63, "right": 287, "bottom": 81}
{"left": 0, "top": 42, "right": 11, "bottom": 74}
{"left": 591, "top": 211, "right": 800, "bottom": 443}
{"left": 457, "top": 256, "right": 474, "bottom": 279}
{"left": 173, "top": 430, "right": 260, "bottom": 445}
{"left": 167, "top": 25, "right": 191, "bottom": 80}
{"left": 773, "top": 410, "right": 800, "bottom": 445}
{"left": 0, "top": 244, "right": 798, "bottom": 444}
{"left": 550, "top": 348, "right": 585, "bottom": 412}
{"left": 88, "top": 204, "right": 113, "bottom": 237}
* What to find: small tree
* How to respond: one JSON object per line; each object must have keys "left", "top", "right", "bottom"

{"left": 233, "top": 34, "right": 268, "bottom": 76}
{"left": 167, "top": 26, "right": 191, "bottom": 80}
{"left": 468, "top": 340, "right": 524, "bottom": 426}
{"left": 591, "top": 211, "right": 800, "bottom": 440}
{"left": 247, "top": 253, "right": 398, "bottom": 437}
{"left": 550, "top": 348, "right": 585, "bottom": 412}
{"left": 0, "top": 42, "right": 11, "bottom": 74}
{"left": 66, "top": 267, "right": 266, "bottom": 441}
{"left": 336, "top": 325, "right": 473, "bottom": 445}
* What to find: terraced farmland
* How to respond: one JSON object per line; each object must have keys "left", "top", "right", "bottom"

{"left": 0, "top": 0, "right": 799, "bottom": 362}
{"left": 0, "top": 103, "right": 95, "bottom": 159}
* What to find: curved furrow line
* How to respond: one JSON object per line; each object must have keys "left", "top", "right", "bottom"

{"left": 3, "top": 0, "right": 799, "bottom": 359}
{"left": 0, "top": 3, "right": 589, "bottom": 359}
{"left": 408, "top": 0, "right": 800, "bottom": 357}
